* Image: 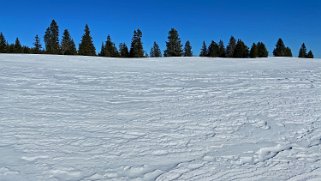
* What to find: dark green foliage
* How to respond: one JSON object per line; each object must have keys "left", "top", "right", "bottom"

{"left": 307, "top": 50, "right": 314, "bottom": 58}
{"left": 0, "top": 33, "right": 7, "bottom": 53}
{"left": 61, "top": 29, "right": 77, "bottom": 55}
{"left": 44, "top": 20, "right": 60, "bottom": 54}
{"left": 119, "top": 43, "right": 129, "bottom": 57}
{"left": 200, "top": 41, "right": 208, "bottom": 57}
{"left": 226, "top": 36, "right": 236, "bottom": 57}
{"left": 22, "top": 46, "right": 31, "bottom": 54}
{"left": 218, "top": 40, "right": 226, "bottom": 57}
{"left": 250, "top": 43, "right": 258, "bottom": 58}
{"left": 100, "top": 35, "right": 119, "bottom": 57}
{"left": 233, "top": 40, "right": 249, "bottom": 58}
{"left": 33, "top": 35, "right": 42, "bottom": 54}
{"left": 150, "top": 41, "right": 162, "bottom": 57}
{"left": 298, "top": 43, "right": 307, "bottom": 58}
{"left": 14, "top": 38, "right": 23, "bottom": 53}
{"left": 99, "top": 43, "right": 105, "bottom": 56}
{"left": 78, "top": 25, "right": 96, "bottom": 56}
{"left": 129, "top": 29, "right": 144, "bottom": 57}
{"left": 183, "top": 41, "right": 193, "bottom": 57}
{"left": 285, "top": 47, "right": 293, "bottom": 57}
{"left": 257, "top": 42, "right": 268, "bottom": 57}
{"left": 164, "top": 28, "right": 182, "bottom": 57}
{"left": 273, "top": 38, "right": 292, "bottom": 57}
{"left": 207, "top": 41, "right": 219, "bottom": 57}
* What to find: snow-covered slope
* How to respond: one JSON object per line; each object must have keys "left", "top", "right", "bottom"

{"left": 0, "top": 54, "right": 321, "bottom": 181}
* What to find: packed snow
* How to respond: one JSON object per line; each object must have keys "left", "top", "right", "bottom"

{"left": 0, "top": 54, "right": 321, "bottom": 181}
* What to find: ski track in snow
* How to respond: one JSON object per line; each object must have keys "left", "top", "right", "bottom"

{"left": 0, "top": 54, "right": 321, "bottom": 181}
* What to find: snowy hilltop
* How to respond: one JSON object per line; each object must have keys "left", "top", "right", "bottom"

{"left": 0, "top": 54, "right": 320, "bottom": 181}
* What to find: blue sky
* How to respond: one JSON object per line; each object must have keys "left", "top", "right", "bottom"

{"left": 0, "top": 0, "right": 320, "bottom": 57}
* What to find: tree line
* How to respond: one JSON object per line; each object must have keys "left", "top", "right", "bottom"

{"left": 0, "top": 20, "right": 315, "bottom": 59}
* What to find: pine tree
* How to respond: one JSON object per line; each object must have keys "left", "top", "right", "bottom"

{"left": 7, "top": 44, "right": 15, "bottom": 53}
{"left": 119, "top": 43, "right": 129, "bottom": 57}
{"left": 307, "top": 50, "right": 314, "bottom": 58}
{"left": 200, "top": 41, "right": 208, "bottom": 57}
{"left": 102, "top": 35, "right": 119, "bottom": 57}
{"left": 298, "top": 43, "right": 307, "bottom": 58}
{"left": 207, "top": 41, "right": 219, "bottom": 57}
{"left": 0, "top": 33, "right": 7, "bottom": 53}
{"left": 44, "top": 20, "right": 60, "bottom": 54}
{"left": 78, "top": 24, "right": 96, "bottom": 56}
{"left": 61, "top": 29, "right": 77, "bottom": 55}
{"left": 250, "top": 43, "right": 258, "bottom": 58}
{"left": 218, "top": 40, "right": 226, "bottom": 57}
{"left": 285, "top": 47, "right": 293, "bottom": 57}
{"left": 150, "top": 41, "right": 162, "bottom": 57}
{"left": 257, "top": 42, "right": 268, "bottom": 57}
{"left": 33, "top": 35, "right": 42, "bottom": 54}
{"left": 129, "top": 29, "right": 144, "bottom": 57}
{"left": 226, "top": 36, "right": 237, "bottom": 57}
{"left": 14, "top": 38, "right": 22, "bottom": 53}
{"left": 233, "top": 40, "right": 249, "bottom": 58}
{"left": 183, "top": 41, "right": 193, "bottom": 57}
{"left": 273, "top": 38, "right": 289, "bottom": 57}
{"left": 99, "top": 43, "right": 105, "bottom": 56}
{"left": 164, "top": 28, "right": 182, "bottom": 57}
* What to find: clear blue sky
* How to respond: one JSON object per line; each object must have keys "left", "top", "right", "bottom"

{"left": 1, "top": 0, "right": 320, "bottom": 57}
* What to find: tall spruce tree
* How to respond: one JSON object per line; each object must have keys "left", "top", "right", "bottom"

{"left": 44, "top": 20, "right": 60, "bottom": 54}
{"left": 233, "top": 40, "right": 249, "bottom": 58}
{"left": 207, "top": 41, "right": 219, "bottom": 57}
{"left": 298, "top": 43, "right": 307, "bottom": 58}
{"left": 257, "top": 42, "right": 268, "bottom": 57}
{"left": 129, "top": 29, "right": 144, "bottom": 57}
{"left": 250, "top": 43, "right": 258, "bottom": 58}
{"left": 33, "top": 35, "right": 42, "bottom": 54}
{"left": 164, "top": 28, "right": 182, "bottom": 57}
{"left": 119, "top": 43, "right": 129, "bottom": 57}
{"left": 150, "top": 42, "right": 162, "bottom": 57}
{"left": 14, "top": 38, "right": 22, "bottom": 53}
{"left": 273, "top": 38, "right": 292, "bottom": 57}
{"left": 0, "top": 33, "right": 7, "bottom": 53}
{"left": 200, "top": 41, "right": 208, "bottom": 57}
{"left": 102, "top": 35, "right": 119, "bottom": 57}
{"left": 78, "top": 24, "right": 96, "bottom": 56}
{"left": 61, "top": 29, "right": 77, "bottom": 55}
{"left": 218, "top": 40, "right": 226, "bottom": 57}
{"left": 226, "top": 36, "right": 237, "bottom": 57}
{"left": 307, "top": 50, "right": 314, "bottom": 58}
{"left": 183, "top": 41, "right": 193, "bottom": 57}
{"left": 99, "top": 43, "right": 105, "bottom": 56}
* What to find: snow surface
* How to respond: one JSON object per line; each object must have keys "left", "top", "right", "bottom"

{"left": 0, "top": 54, "right": 321, "bottom": 181}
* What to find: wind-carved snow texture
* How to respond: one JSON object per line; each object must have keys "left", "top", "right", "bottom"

{"left": 0, "top": 54, "right": 321, "bottom": 181}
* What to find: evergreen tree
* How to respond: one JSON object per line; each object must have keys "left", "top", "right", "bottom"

{"left": 22, "top": 46, "right": 31, "bottom": 54}
{"left": 119, "top": 43, "right": 129, "bottom": 57}
{"left": 61, "top": 29, "right": 77, "bottom": 55}
{"left": 307, "top": 50, "right": 314, "bottom": 58}
{"left": 233, "top": 40, "right": 249, "bottom": 58}
{"left": 164, "top": 28, "right": 182, "bottom": 57}
{"left": 285, "top": 47, "right": 293, "bottom": 57}
{"left": 250, "top": 43, "right": 258, "bottom": 58}
{"left": 200, "top": 41, "right": 208, "bottom": 57}
{"left": 0, "top": 33, "right": 7, "bottom": 53}
{"left": 257, "top": 42, "right": 268, "bottom": 57}
{"left": 7, "top": 44, "right": 15, "bottom": 53}
{"left": 14, "top": 38, "right": 22, "bottom": 53}
{"left": 99, "top": 43, "right": 105, "bottom": 56}
{"left": 298, "top": 43, "right": 307, "bottom": 58}
{"left": 273, "top": 38, "right": 291, "bottom": 57}
{"left": 226, "top": 36, "right": 237, "bottom": 57}
{"left": 129, "top": 29, "right": 144, "bottom": 57}
{"left": 102, "top": 35, "right": 119, "bottom": 57}
{"left": 183, "top": 41, "right": 193, "bottom": 57}
{"left": 207, "top": 41, "right": 219, "bottom": 57}
{"left": 78, "top": 24, "right": 96, "bottom": 56}
{"left": 44, "top": 20, "right": 60, "bottom": 54}
{"left": 218, "top": 40, "right": 226, "bottom": 57}
{"left": 150, "top": 41, "right": 162, "bottom": 57}
{"left": 33, "top": 35, "right": 42, "bottom": 54}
